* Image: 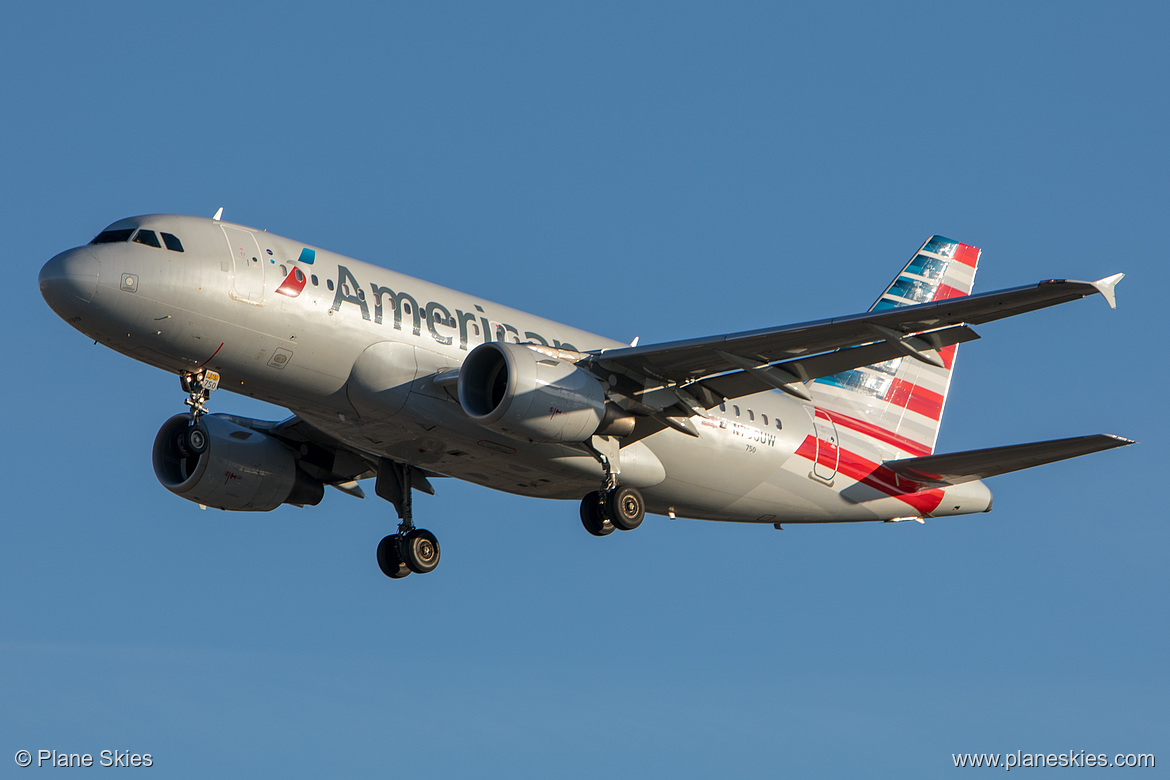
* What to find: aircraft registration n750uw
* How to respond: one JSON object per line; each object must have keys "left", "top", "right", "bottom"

{"left": 39, "top": 212, "right": 1131, "bottom": 579}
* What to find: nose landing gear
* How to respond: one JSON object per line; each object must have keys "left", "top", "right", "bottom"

{"left": 171, "top": 369, "right": 220, "bottom": 460}
{"left": 179, "top": 369, "right": 220, "bottom": 420}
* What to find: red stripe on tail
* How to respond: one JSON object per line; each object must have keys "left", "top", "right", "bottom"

{"left": 885, "top": 379, "right": 945, "bottom": 421}
{"left": 953, "top": 243, "right": 980, "bottom": 267}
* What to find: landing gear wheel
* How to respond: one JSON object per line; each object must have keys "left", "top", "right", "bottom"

{"left": 403, "top": 529, "right": 441, "bottom": 574}
{"left": 377, "top": 535, "right": 411, "bottom": 579}
{"left": 580, "top": 492, "right": 615, "bottom": 537}
{"left": 175, "top": 424, "right": 208, "bottom": 457}
{"left": 606, "top": 485, "right": 645, "bottom": 531}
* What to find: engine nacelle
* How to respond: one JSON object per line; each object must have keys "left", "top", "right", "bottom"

{"left": 458, "top": 342, "right": 628, "bottom": 442}
{"left": 152, "top": 414, "right": 324, "bottom": 511}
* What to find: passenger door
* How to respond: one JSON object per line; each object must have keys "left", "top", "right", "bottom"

{"left": 221, "top": 226, "right": 266, "bottom": 304}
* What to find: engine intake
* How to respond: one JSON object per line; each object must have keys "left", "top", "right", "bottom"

{"left": 458, "top": 342, "right": 631, "bottom": 442}
{"left": 152, "top": 414, "right": 324, "bottom": 511}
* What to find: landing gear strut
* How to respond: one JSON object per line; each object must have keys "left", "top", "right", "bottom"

{"left": 375, "top": 460, "right": 441, "bottom": 579}
{"left": 179, "top": 368, "right": 219, "bottom": 421}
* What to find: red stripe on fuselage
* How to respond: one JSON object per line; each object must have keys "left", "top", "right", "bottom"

{"left": 794, "top": 434, "right": 945, "bottom": 514}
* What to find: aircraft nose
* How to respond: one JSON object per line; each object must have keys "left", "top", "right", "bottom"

{"left": 40, "top": 247, "right": 100, "bottom": 316}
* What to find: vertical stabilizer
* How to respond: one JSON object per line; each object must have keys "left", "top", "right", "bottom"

{"left": 811, "top": 236, "right": 980, "bottom": 455}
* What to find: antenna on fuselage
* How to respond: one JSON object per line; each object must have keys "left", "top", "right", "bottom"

{"left": 212, "top": 207, "right": 224, "bottom": 221}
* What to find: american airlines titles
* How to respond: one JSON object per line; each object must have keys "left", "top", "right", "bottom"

{"left": 328, "top": 265, "right": 577, "bottom": 352}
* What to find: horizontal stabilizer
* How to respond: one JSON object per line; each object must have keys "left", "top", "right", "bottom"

{"left": 884, "top": 434, "right": 1133, "bottom": 487}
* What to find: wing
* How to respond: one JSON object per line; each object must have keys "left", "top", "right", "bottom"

{"left": 585, "top": 274, "right": 1123, "bottom": 429}
{"left": 883, "top": 434, "right": 1134, "bottom": 488}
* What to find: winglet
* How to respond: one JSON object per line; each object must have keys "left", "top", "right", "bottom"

{"left": 212, "top": 207, "right": 224, "bottom": 221}
{"left": 1092, "top": 273, "right": 1124, "bottom": 309}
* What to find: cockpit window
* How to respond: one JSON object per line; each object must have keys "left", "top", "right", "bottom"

{"left": 132, "top": 230, "right": 161, "bottom": 248}
{"left": 91, "top": 228, "right": 135, "bottom": 244}
{"left": 160, "top": 232, "right": 184, "bottom": 252}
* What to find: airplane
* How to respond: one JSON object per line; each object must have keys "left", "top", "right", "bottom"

{"left": 38, "top": 211, "right": 1132, "bottom": 579}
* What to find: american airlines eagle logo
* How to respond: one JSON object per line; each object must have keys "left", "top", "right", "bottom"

{"left": 276, "top": 267, "right": 307, "bottom": 297}
{"left": 275, "top": 248, "right": 316, "bottom": 298}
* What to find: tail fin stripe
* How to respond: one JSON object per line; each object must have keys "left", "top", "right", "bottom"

{"left": 934, "top": 283, "right": 966, "bottom": 301}
{"left": 938, "top": 344, "right": 958, "bottom": 370}
{"left": 828, "top": 410, "right": 933, "bottom": 457}
{"left": 887, "top": 379, "right": 945, "bottom": 421}
{"left": 952, "top": 243, "right": 980, "bottom": 267}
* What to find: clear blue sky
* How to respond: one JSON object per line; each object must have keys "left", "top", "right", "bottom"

{"left": 2, "top": 2, "right": 1166, "bottom": 776}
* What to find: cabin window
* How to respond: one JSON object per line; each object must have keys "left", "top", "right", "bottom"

{"left": 719, "top": 402, "right": 726, "bottom": 412}
{"left": 748, "top": 409, "right": 755, "bottom": 421}
{"left": 160, "top": 232, "right": 184, "bottom": 252}
{"left": 132, "top": 230, "right": 161, "bottom": 248}
{"left": 358, "top": 288, "right": 366, "bottom": 300}
{"left": 91, "top": 228, "right": 135, "bottom": 244}
{"left": 776, "top": 419, "right": 783, "bottom": 430}
{"left": 311, "top": 274, "right": 318, "bottom": 286}
{"left": 762, "top": 414, "right": 769, "bottom": 426}
{"left": 279, "top": 265, "right": 287, "bottom": 276}
{"left": 327, "top": 279, "right": 334, "bottom": 291}
{"left": 733, "top": 405, "right": 740, "bottom": 417}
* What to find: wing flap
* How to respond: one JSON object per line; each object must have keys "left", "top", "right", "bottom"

{"left": 883, "top": 434, "right": 1134, "bottom": 487}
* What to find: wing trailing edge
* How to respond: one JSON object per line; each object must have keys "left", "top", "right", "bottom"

{"left": 883, "top": 434, "right": 1134, "bottom": 488}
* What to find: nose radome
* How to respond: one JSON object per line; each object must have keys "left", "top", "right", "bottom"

{"left": 40, "top": 248, "right": 100, "bottom": 314}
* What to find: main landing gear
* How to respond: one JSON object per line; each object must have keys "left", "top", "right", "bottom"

{"left": 579, "top": 434, "right": 646, "bottom": 537}
{"left": 579, "top": 485, "right": 645, "bottom": 537}
{"left": 375, "top": 460, "right": 441, "bottom": 580}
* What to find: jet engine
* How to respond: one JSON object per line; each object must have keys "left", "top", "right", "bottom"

{"left": 458, "top": 342, "right": 633, "bottom": 442}
{"left": 152, "top": 414, "right": 324, "bottom": 511}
